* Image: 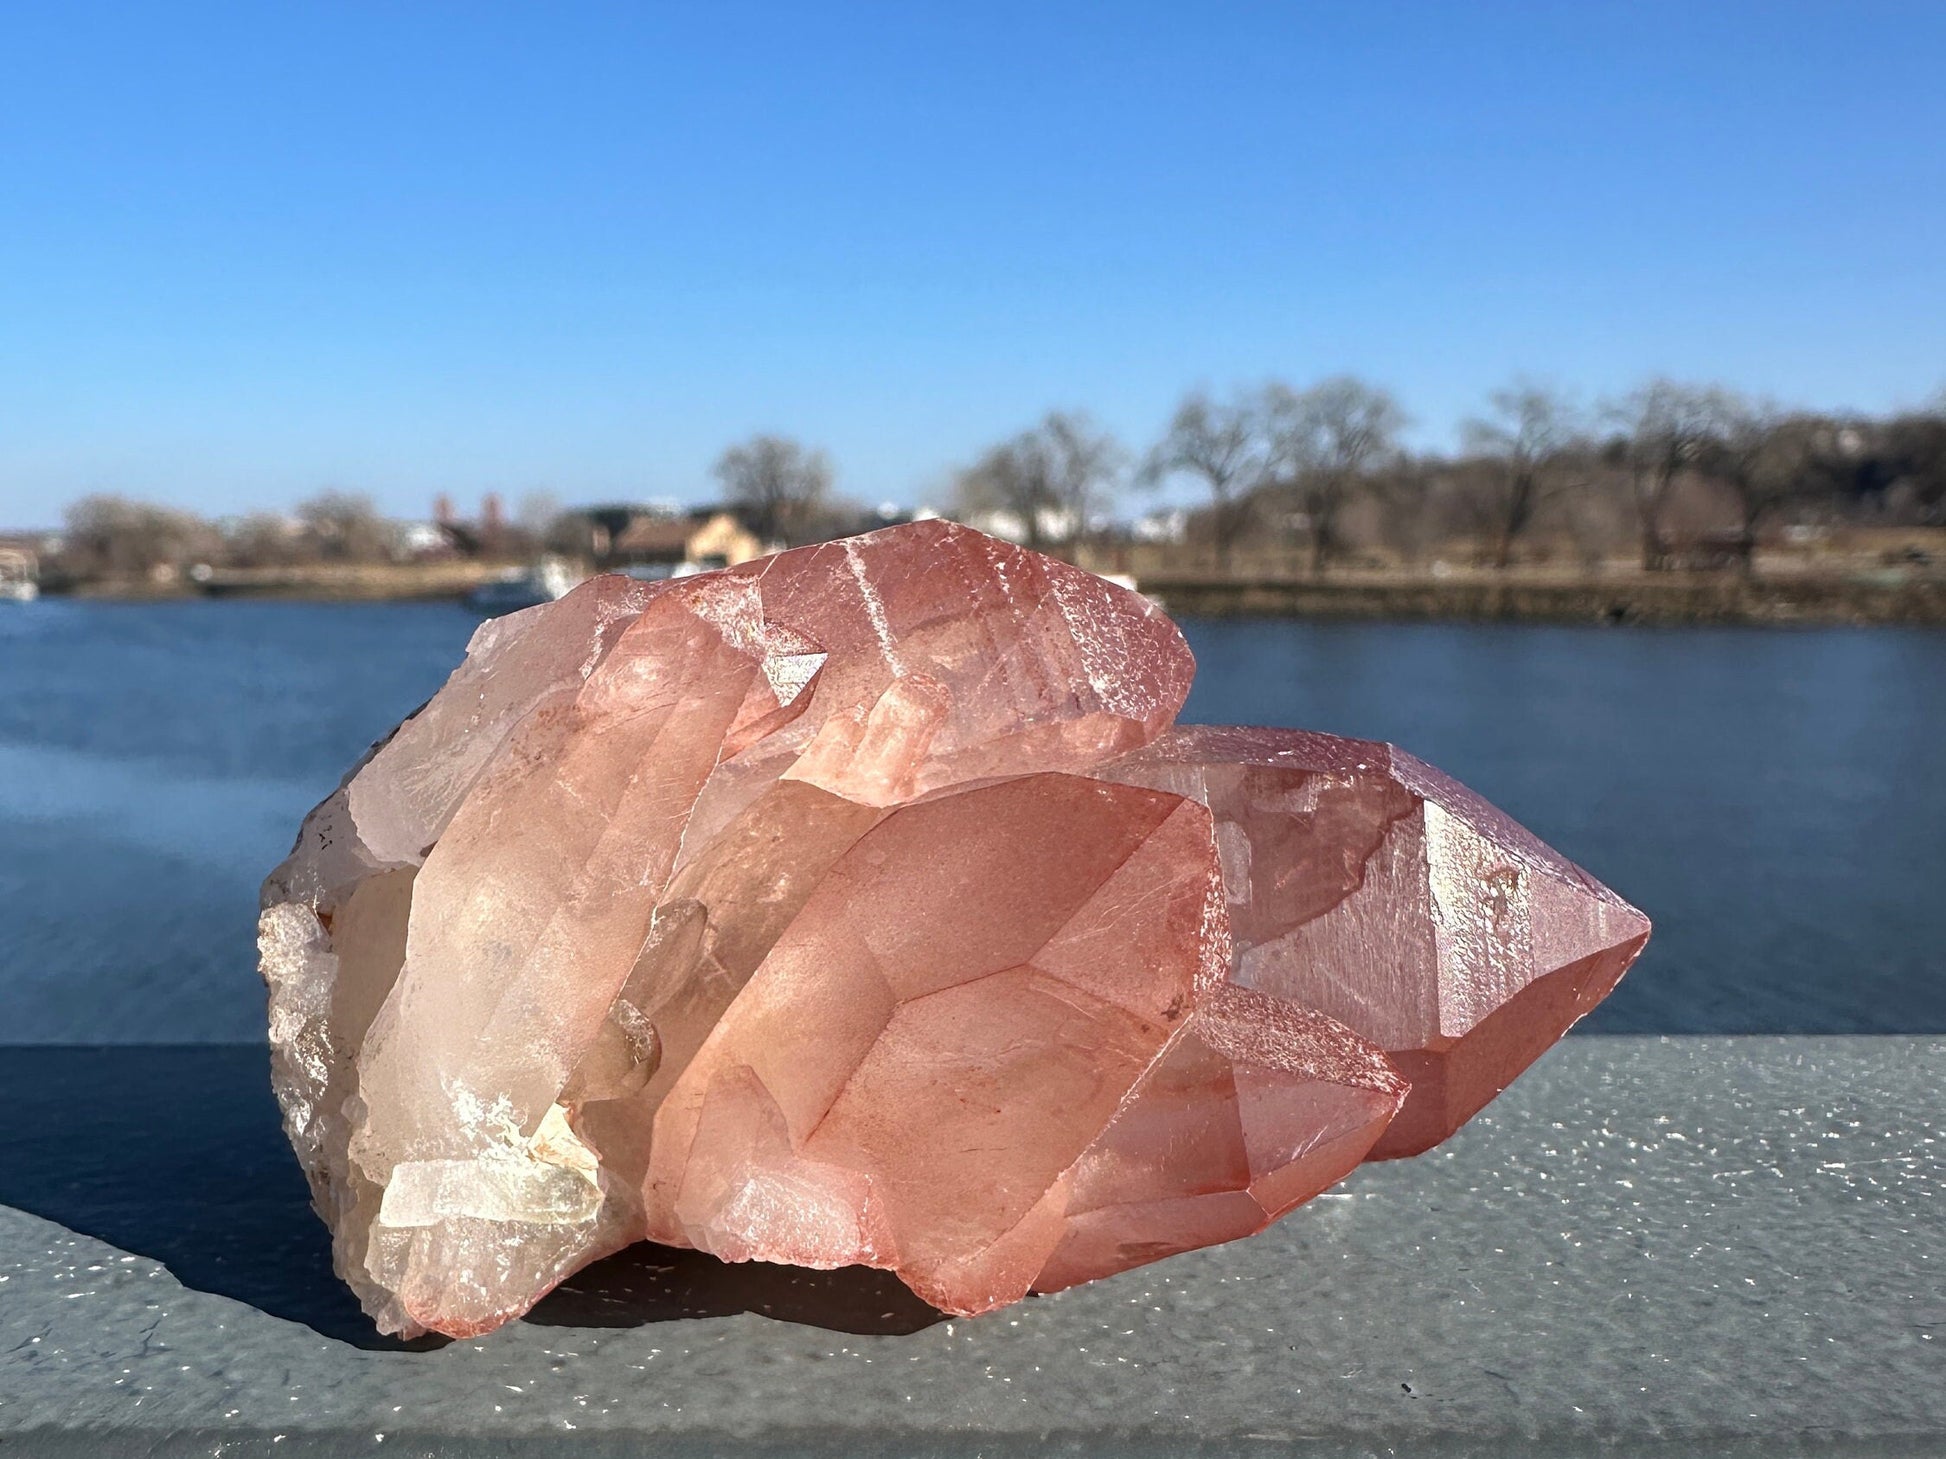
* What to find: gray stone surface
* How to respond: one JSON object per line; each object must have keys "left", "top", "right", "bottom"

{"left": 0, "top": 1036, "right": 1940, "bottom": 1457}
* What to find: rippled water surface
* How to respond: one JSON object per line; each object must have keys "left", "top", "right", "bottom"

{"left": 2, "top": 598, "right": 1941, "bottom": 1040}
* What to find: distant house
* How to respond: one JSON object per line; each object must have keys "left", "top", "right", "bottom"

{"left": 391, "top": 520, "right": 460, "bottom": 561}
{"left": 958, "top": 505, "right": 1083, "bottom": 546}
{"left": 1132, "top": 509, "right": 1189, "bottom": 545}
{"left": 611, "top": 509, "right": 764, "bottom": 571}
{"left": 0, "top": 530, "right": 60, "bottom": 557}
{"left": 610, "top": 516, "right": 693, "bottom": 565}
{"left": 685, "top": 510, "right": 765, "bottom": 566}
{"left": 0, "top": 540, "right": 38, "bottom": 600}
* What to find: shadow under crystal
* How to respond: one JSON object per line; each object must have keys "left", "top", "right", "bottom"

{"left": 0, "top": 1045, "right": 944, "bottom": 1347}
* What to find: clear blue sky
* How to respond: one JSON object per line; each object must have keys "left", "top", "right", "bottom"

{"left": 1, "top": 1, "right": 1942, "bottom": 527}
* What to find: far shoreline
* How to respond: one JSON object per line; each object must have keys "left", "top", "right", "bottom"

{"left": 28, "top": 556, "right": 1946, "bottom": 626}
{"left": 1137, "top": 568, "right": 1946, "bottom": 626}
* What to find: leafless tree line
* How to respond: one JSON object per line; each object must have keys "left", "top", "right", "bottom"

{"left": 45, "top": 378, "right": 1946, "bottom": 583}
{"left": 53, "top": 488, "right": 573, "bottom": 581}
{"left": 58, "top": 491, "right": 395, "bottom": 580}
{"left": 955, "top": 377, "right": 1946, "bottom": 574}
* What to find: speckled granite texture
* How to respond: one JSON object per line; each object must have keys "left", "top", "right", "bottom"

{"left": 1, "top": 1036, "right": 1939, "bottom": 1457}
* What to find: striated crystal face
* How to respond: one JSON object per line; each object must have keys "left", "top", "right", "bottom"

{"left": 260, "top": 521, "right": 1647, "bottom": 1338}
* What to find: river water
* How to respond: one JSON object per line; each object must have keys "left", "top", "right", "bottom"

{"left": 2, "top": 598, "right": 1941, "bottom": 1042}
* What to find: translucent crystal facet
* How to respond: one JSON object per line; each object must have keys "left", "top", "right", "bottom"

{"left": 260, "top": 522, "right": 1646, "bottom": 1337}
{"left": 1095, "top": 726, "right": 1653, "bottom": 1158}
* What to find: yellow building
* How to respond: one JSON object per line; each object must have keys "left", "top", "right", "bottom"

{"left": 611, "top": 510, "right": 764, "bottom": 571}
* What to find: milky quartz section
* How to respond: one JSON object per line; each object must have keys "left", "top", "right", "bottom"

{"left": 261, "top": 522, "right": 1647, "bottom": 1340}
{"left": 1098, "top": 726, "right": 1652, "bottom": 1158}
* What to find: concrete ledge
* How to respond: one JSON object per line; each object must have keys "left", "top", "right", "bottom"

{"left": 2, "top": 1037, "right": 1939, "bottom": 1457}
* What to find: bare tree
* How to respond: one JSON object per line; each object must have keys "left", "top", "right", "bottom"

{"left": 713, "top": 434, "right": 833, "bottom": 546}
{"left": 1876, "top": 406, "right": 1946, "bottom": 524}
{"left": 957, "top": 412, "right": 1123, "bottom": 550}
{"left": 956, "top": 433, "right": 1053, "bottom": 549}
{"left": 1609, "top": 380, "right": 1724, "bottom": 571}
{"left": 1038, "top": 411, "right": 1125, "bottom": 545}
{"left": 225, "top": 512, "right": 302, "bottom": 568}
{"left": 1141, "top": 390, "right": 1269, "bottom": 568}
{"left": 1266, "top": 376, "right": 1409, "bottom": 574}
{"left": 1361, "top": 456, "right": 1443, "bottom": 567}
{"left": 1461, "top": 382, "right": 1585, "bottom": 569}
{"left": 61, "top": 495, "right": 216, "bottom": 580}
{"left": 516, "top": 490, "right": 563, "bottom": 537}
{"left": 1692, "top": 392, "right": 1800, "bottom": 574}
{"left": 496, "top": 490, "right": 565, "bottom": 558}
{"left": 297, "top": 490, "right": 392, "bottom": 562}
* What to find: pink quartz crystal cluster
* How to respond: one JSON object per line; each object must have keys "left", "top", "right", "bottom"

{"left": 259, "top": 521, "right": 1649, "bottom": 1339}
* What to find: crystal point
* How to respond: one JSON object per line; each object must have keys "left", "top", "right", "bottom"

{"left": 1097, "top": 725, "right": 1651, "bottom": 1159}
{"left": 261, "top": 522, "right": 1645, "bottom": 1337}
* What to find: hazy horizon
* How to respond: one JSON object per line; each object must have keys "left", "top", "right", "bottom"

{"left": 3, "top": 1, "right": 1943, "bottom": 527}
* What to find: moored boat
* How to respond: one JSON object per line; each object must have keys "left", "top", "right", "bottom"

{"left": 0, "top": 549, "right": 38, "bottom": 602}
{"left": 466, "top": 559, "right": 581, "bottom": 615}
